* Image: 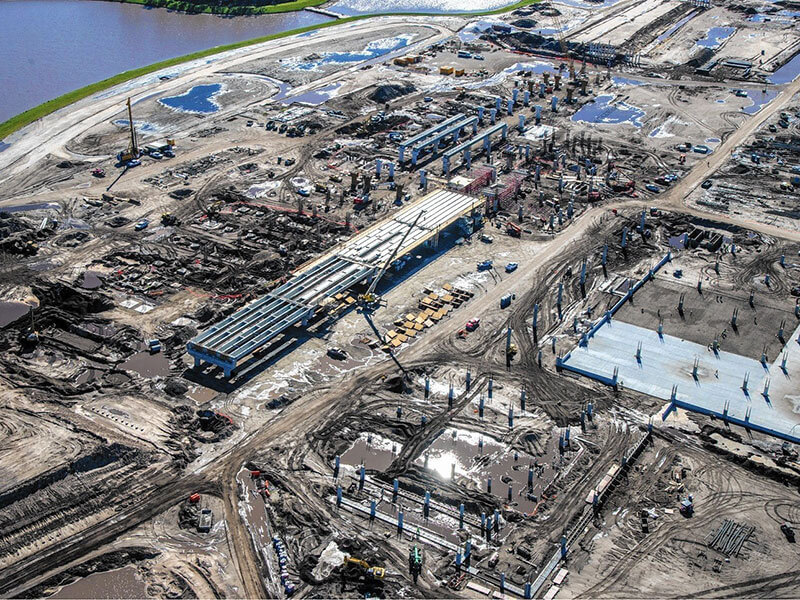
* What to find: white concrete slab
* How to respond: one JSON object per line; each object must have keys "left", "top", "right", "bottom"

{"left": 562, "top": 319, "right": 800, "bottom": 442}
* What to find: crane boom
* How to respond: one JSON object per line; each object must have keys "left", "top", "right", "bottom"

{"left": 127, "top": 97, "right": 138, "bottom": 157}
{"left": 362, "top": 209, "right": 425, "bottom": 302}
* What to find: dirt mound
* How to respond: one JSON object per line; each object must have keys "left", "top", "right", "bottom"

{"left": 368, "top": 83, "right": 417, "bottom": 104}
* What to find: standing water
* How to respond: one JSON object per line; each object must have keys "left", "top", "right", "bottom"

{"left": 49, "top": 566, "right": 147, "bottom": 599}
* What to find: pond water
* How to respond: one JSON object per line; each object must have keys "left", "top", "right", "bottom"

{"left": 160, "top": 84, "right": 223, "bottom": 114}
{"left": 768, "top": 53, "right": 800, "bottom": 84}
{"left": 695, "top": 26, "right": 735, "bottom": 49}
{"left": 572, "top": 95, "right": 645, "bottom": 127}
{"left": 0, "top": 0, "right": 332, "bottom": 126}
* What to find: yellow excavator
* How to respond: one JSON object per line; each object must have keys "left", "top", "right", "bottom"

{"left": 343, "top": 556, "right": 385, "bottom": 580}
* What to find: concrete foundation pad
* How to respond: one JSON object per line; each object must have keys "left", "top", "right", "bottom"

{"left": 562, "top": 319, "right": 800, "bottom": 443}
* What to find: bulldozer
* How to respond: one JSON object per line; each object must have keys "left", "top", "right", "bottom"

{"left": 342, "top": 556, "right": 385, "bottom": 580}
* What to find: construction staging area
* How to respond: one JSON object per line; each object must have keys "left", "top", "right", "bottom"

{"left": 1, "top": 0, "right": 800, "bottom": 598}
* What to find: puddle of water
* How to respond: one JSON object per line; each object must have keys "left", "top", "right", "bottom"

{"left": 281, "top": 83, "right": 343, "bottom": 106}
{"left": 159, "top": 83, "right": 223, "bottom": 114}
{"left": 571, "top": 95, "right": 645, "bottom": 128}
{"left": 81, "top": 271, "right": 103, "bottom": 290}
{"left": 611, "top": 76, "right": 646, "bottom": 87}
{"left": 341, "top": 432, "right": 402, "bottom": 471}
{"left": 286, "top": 34, "right": 414, "bottom": 71}
{"left": 113, "top": 119, "right": 160, "bottom": 134}
{"left": 668, "top": 234, "right": 687, "bottom": 249}
{"left": 414, "top": 427, "right": 567, "bottom": 514}
{"left": 695, "top": 26, "right": 735, "bottom": 49}
{"left": 0, "top": 301, "right": 30, "bottom": 327}
{"left": 49, "top": 566, "right": 147, "bottom": 599}
{"left": 121, "top": 351, "right": 170, "bottom": 378}
{"left": 742, "top": 89, "right": 778, "bottom": 114}
{"left": 769, "top": 53, "right": 800, "bottom": 84}
{"left": 187, "top": 384, "right": 218, "bottom": 404}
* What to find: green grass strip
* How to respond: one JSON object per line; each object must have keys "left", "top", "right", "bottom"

{"left": 0, "top": 0, "right": 536, "bottom": 141}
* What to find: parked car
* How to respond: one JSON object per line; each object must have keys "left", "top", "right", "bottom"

{"left": 134, "top": 219, "right": 149, "bottom": 231}
{"left": 505, "top": 262, "right": 519, "bottom": 273}
{"left": 701, "top": 179, "right": 713, "bottom": 189}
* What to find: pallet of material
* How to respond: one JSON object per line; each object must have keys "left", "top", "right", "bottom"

{"left": 413, "top": 322, "right": 424, "bottom": 331}
{"left": 389, "top": 338, "right": 403, "bottom": 347}
{"left": 553, "top": 568, "right": 568, "bottom": 585}
{"left": 404, "top": 329, "right": 417, "bottom": 337}
{"left": 386, "top": 330, "right": 397, "bottom": 339}
{"left": 404, "top": 321, "right": 415, "bottom": 329}
{"left": 424, "top": 319, "right": 435, "bottom": 328}
{"left": 395, "top": 334, "right": 408, "bottom": 343}
{"left": 344, "top": 296, "right": 356, "bottom": 305}
{"left": 442, "top": 283, "right": 453, "bottom": 291}
{"left": 443, "top": 294, "right": 454, "bottom": 303}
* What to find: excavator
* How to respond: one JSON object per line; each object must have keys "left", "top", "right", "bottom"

{"left": 358, "top": 209, "right": 426, "bottom": 309}
{"left": 342, "top": 556, "right": 385, "bottom": 580}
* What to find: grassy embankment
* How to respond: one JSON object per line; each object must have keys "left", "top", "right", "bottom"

{"left": 0, "top": 0, "right": 536, "bottom": 141}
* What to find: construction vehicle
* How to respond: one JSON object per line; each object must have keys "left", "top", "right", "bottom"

{"left": 91, "top": 168, "right": 105, "bottom": 178}
{"left": 359, "top": 210, "right": 425, "bottom": 308}
{"left": 679, "top": 496, "right": 694, "bottom": 517}
{"left": 342, "top": 556, "right": 385, "bottom": 580}
{"left": 327, "top": 347, "right": 347, "bottom": 360}
{"left": 409, "top": 545, "right": 423, "bottom": 583}
{"left": 116, "top": 98, "right": 140, "bottom": 164}
{"left": 477, "top": 260, "right": 493, "bottom": 271}
{"left": 506, "top": 221, "right": 521, "bottom": 237}
{"left": 507, "top": 343, "right": 518, "bottom": 357}
{"left": 161, "top": 213, "right": 178, "bottom": 226}
{"left": 587, "top": 190, "right": 601, "bottom": 202}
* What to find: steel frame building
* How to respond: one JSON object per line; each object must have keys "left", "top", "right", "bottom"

{"left": 442, "top": 123, "right": 508, "bottom": 175}
{"left": 187, "top": 189, "right": 484, "bottom": 376}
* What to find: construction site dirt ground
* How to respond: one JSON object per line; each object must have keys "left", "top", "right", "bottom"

{"left": 0, "top": 0, "right": 800, "bottom": 597}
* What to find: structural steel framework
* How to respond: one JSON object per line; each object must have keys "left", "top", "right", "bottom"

{"left": 187, "top": 189, "right": 483, "bottom": 376}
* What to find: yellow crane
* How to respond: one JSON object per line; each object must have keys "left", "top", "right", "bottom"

{"left": 359, "top": 209, "right": 426, "bottom": 308}
{"left": 117, "top": 98, "right": 140, "bottom": 163}
{"left": 343, "top": 556, "right": 386, "bottom": 579}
